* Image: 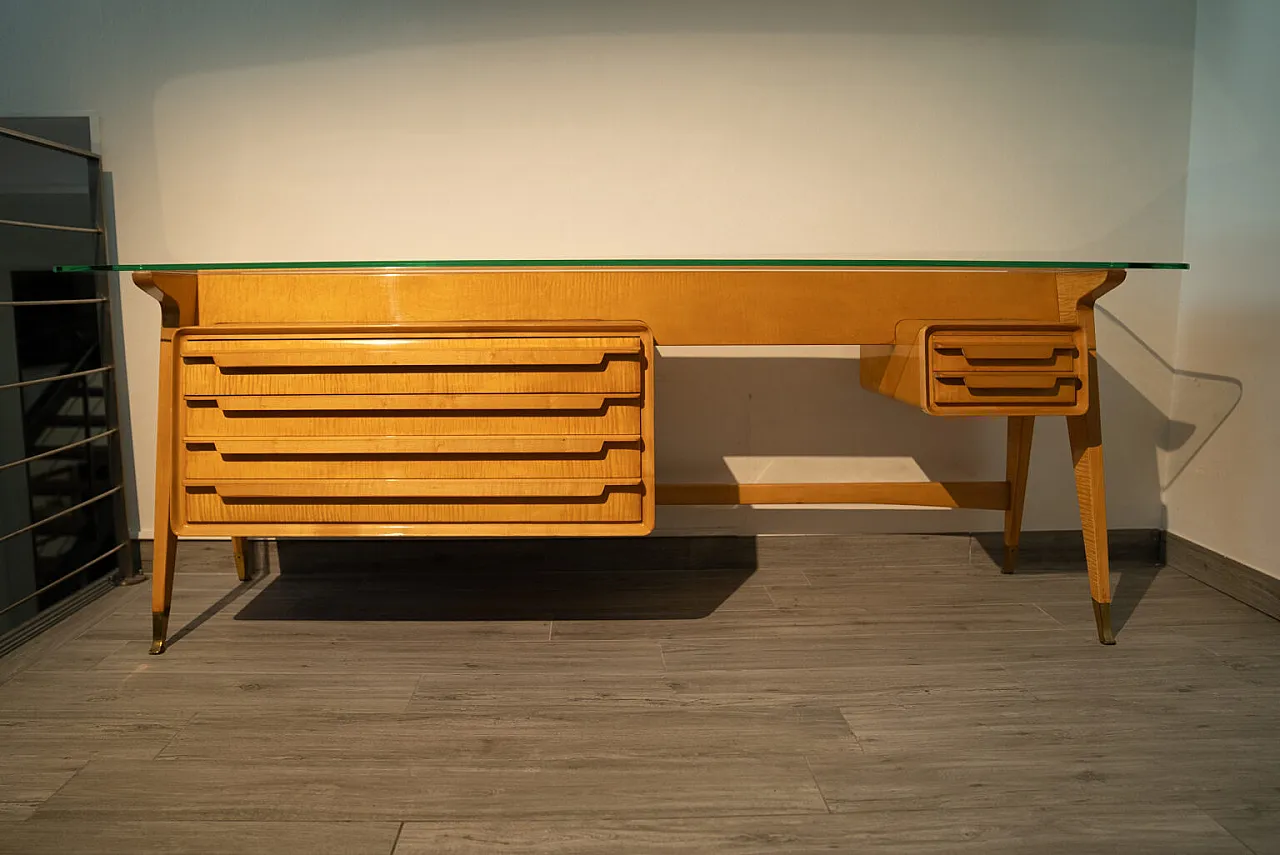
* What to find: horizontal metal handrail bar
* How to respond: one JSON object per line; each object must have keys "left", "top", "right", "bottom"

{"left": 0, "top": 218, "right": 102, "bottom": 234}
{"left": 0, "top": 298, "right": 107, "bottom": 307}
{"left": 0, "top": 126, "right": 100, "bottom": 160}
{"left": 0, "top": 364, "right": 111, "bottom": 392}
{"left": 0, "top": 428, "right": 117, "bottom": 473}
{"left": 0, "top": 485, "right": 121, "bottom": 544}
{"left": 0, "top": 543, "right": 125, "bottom": 619}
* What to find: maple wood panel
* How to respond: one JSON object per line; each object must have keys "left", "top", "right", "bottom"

{"left": 930, "top": 374, "right": 1080, "bottom": 408}
{"left": 182, "top": 393, "right": 623, "bottom": 412}
{"left": 657, "top": 481, "right": 1009, "bottom": 510}
{"left": 181, "top": 334, "right": 642, "bottom": 358}
{"left": 181, "top": 401, "right": 643, "bottom": 438}
{"left": 930, "top": 331, "right": 1079, "bottom": 373}
{"left": 184, "top": 441, "right": 643, "bottom": 481}
{"left": 190, "top": 268, "right": 1065, "bottom": 343}
{"left": 181, "top": 358, "right": 641, "bottom": 397}
{"left": 182, "top": 488, "right": 643, "bottom": 526}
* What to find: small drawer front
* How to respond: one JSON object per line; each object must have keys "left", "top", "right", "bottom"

{"left": 183, "top": 397, "right": 642, "bottom": 437}
{"left": 180, "top": 336, "right": 642, "bottom": 396}
{"left": 185, "top": 438, "right": 643, "bottom": 481}
{"left": 183, "top": 484, "right": 644, "bottom": 525}
{"left": 930, "top": 332, "right": 1079, "bottom": 373}
{"left": 932, "top": 373, "right": 1080, "bottom": 407}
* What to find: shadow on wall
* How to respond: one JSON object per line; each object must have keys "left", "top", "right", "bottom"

{"left": 1093, "top": 304, "right": 1243, "bottom": 491}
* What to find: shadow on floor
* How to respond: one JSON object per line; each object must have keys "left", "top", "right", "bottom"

{"left": 972, "top": 530, "right": 1163, "bottom": 635}
{"left": 231, "top": 537, "right": 759, "bottom": 622}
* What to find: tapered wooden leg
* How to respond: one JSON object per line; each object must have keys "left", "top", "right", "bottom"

{"left": 1003, "top": 416, "right": 1035, "bottom": 573}
{"left": 150, "top": 524, "right": 177, "bottom": 654}
{"left": 150, "top": 334, "right": 178, "bottom": 655}
{"left": 232, "top": 537, "right": 255, "bottom": 581}
{"left": 1067, "top": 354, "right": 1115, "bottom": 645}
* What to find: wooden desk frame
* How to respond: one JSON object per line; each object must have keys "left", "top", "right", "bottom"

{"left": 139, "top": 266, "right": 1124, "bottom": 652}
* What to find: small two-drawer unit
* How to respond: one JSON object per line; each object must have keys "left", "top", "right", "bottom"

{"left": 167, "top": 322, "right": 655, "bottom": 536}
{"left": 861, "top": 324, "right": 1089, "bottom": 416}
{"left": 924, "top": 326, "right": 1087, "bottom": 415}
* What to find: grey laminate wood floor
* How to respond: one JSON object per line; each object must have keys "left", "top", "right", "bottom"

{"left": 1, "top": 536, "right": 1277, "bottom": 854}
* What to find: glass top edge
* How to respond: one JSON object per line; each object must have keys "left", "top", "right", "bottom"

{"left": 53, "top": 258, "right": 1189, "bottom": 272}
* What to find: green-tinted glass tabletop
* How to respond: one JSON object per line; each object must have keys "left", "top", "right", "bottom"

{"left": 55, "top": 258, "right": 1187, "bottom": 273}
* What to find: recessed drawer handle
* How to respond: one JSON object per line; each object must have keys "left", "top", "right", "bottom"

{"left": 195, "top": 437, "right": 637, "bottom": 455}
{"left": 205, "top": 478, "right": 640, "bottom": 499}
{"left": 961, "top": 374, "right": 1064, "bottom": 390}
{"left": 195, "top": 394, "right": 628, "bottom": 412}
{"left": 207, "top": 347, "right": 638, "bottom": 369}
{"left": 959, "top": 345, "right": 1062, "bottom": 361}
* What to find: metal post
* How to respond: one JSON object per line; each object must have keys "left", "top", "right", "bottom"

{"left": 88, "top": 155, "right": 141, "bottom": 584}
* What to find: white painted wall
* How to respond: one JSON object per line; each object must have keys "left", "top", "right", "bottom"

{"left": 0, "top": 1, "right": 1194, "bottom": 538}
{"left": 1165, "top": 0, "right": 1280, "bottom": 578}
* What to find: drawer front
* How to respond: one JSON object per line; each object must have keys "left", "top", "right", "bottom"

{"left": 180, "top": 335, "right": 643, "bottom": 363}
{"left": 185, "top": 438, "right": 642, "bottom": 480}
{"left": 931, "top": 373, "right": 1080, "bottom": 407}
{"left": 925, "top": 326, "right": 1085, "bottom": 414}
{"left": 930, "top": 332, "right": 1078, "bottom": 373}
{"left": 182, "top": 360, "right": 640, "bottom": 396}
{"left": 183, "top": 484, "right": 644, "bottom": 525}
{"left": 181, "top": 335, "right": 642, "bottom": 396}
{"left": 183, "top": 397, "right": 641, "bottom": 437}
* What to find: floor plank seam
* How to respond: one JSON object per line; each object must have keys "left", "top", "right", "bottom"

{"left": 151, "top": 710, "right": 203, "bottom": 760}
{"left": 0, "top": 587, "right": 140, "bottom": 687}
{"left": 24, "top": 758, "right": 92, "bottom": 818}
{"left": 388, "top": 820, "right": 404, "bottom": 854}
{"left": 396, "top": 811, "right": 844, "bottom": 825}
{"left": 68, "top": 585, "right": 148, "bottom": 646}
{"left": 833, "top": 711, "right": 866, "bottom": 754}
{"left": 1029, "top": 602, "right": 1068, "bottom": 628}
{"left": 764, "top": 586, "right": 791, "bottom": 609}
{"left": 1195, "top": 808, "right": 1262, "bottom": 855}
{"left": 162, "top": 576, "right": 269, "bottom": 653}
{"left": 803, "top": 755, "right": 833, "bottom": 814}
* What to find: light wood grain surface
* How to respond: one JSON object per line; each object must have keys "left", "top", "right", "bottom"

{"left": 0, "top": 538, "right": 1276, "bottom": 853}
{"left": 188, "top": 268, "right": 1066, "bottom": 342}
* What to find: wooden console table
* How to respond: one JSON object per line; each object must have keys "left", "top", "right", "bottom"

{"left": 72, "top": 259, "right": 1186, "bottom": 652}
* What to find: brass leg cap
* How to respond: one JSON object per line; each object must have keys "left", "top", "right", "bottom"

{"left": 150, "top": 612, "right": 170, "bottom": 655}
{"left": 1002, "top": 546, "right": 1018, "bottom": 575}
{"left": 1092, "top": 599, "right": 1116, "bottom": 645}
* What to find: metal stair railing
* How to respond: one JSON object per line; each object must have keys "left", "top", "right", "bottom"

{"left": 0, "top": 123, "right": 140, "bottom": 645}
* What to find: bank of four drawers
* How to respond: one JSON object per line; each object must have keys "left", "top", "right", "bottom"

{"left": 172, "top": 328, "right": 654, "bottom": 533}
